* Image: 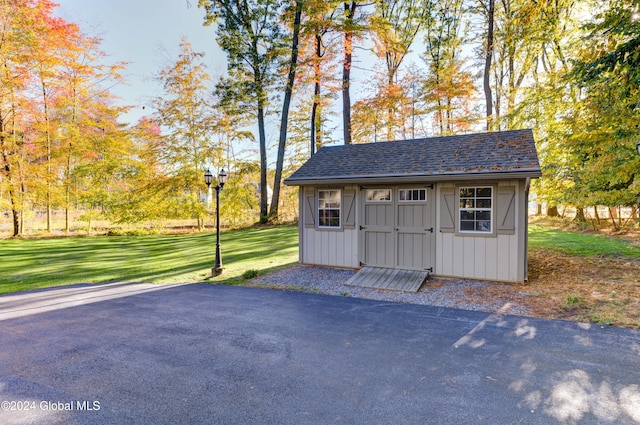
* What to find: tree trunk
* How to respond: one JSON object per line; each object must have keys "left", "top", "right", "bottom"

{"left": 257, "top": 104, "right": 268, "bottom": 223}
{"left": 387, "top": 73, "right": 394, "bottom": 141}
{"left": 1, "top": 126, "right": 21, "bottom": 236}
{"left": 42, "top": 81, "right": 53, "bottom": 233}
{"left": 2, "top": 160, "right": 20, "bottom": 237}
{"left": 65, "top": 151, "right": 72, "bottom": 233}
{"left": 446, "top": 98, "right": 453, "bottom": 134}
{"left": 342, "top": 1, "right": 357, "bottom": 145}
{"left": 483, "top": 0, "right": 494, "bottom": 131}
{"left": 310, "top": 33, "right": 322, "bottom": 156}
{"left": 270, "top": 0, "right": 302, "bottom": 221}
{"left": 311, "top": 79, "right": 320, "bottom": 155}
{"left": 536, "top": 203, "right": 542, "bottom": 215}
{"left": 249, "top": 35, "right": 269, "bottom": 224}
{"left": 310, "top": 27, "right": 328, "bottom": 154}
{"left": 574, "top": 205, "right": 586, "bottom": 222}
{"left": 608, "top": 207, "right": 619, "bottom": 231}
{"left": 10, "top": 205, "right": 20, "bottom": 236}
{"left": 19, "top": 183, "right": 25, "bottom": 236}
{"left": 546, "top": 205, "right": 559, "bottom": 217}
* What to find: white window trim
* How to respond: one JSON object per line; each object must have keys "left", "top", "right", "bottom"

{"left": 317, "top": 189, "right": 341, "bottom": 229}
{"left": 458, "top": 186, "right": 493, "bottom": 234}
{"left": 365, "top": 189, "right": 392, "bottom": 203}
{"left": 398, "top": 188, "right": 427, "bottom": 203}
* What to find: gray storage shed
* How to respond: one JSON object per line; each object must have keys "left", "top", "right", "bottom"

{"left": 284, "top": 129, "right": 542, "bottom": 283}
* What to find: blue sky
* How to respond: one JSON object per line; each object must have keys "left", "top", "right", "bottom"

{"left": 55, "top": 0, "right": 226, "bottom": 125}
{"left": 54, "top": 0, "right": 393, "bottom": 148}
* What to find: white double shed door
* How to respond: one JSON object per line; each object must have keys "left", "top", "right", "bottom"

{"left": 359, "top": 185, "right": 436, "bottom": 272}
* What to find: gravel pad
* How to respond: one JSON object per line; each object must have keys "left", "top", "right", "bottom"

{"left": 251, "top": 265, "right": 531, "bottom": 316}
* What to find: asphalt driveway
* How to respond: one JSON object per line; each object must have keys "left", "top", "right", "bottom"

{"left": 0, "top": 283, "right": 638, "bottom": 424}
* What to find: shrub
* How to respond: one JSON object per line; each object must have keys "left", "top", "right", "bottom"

{"left": 242, "top": 269, "right": 259, "bottom": 280}
{"left": 564, "top": 294, "right": 585, "bottom": 308}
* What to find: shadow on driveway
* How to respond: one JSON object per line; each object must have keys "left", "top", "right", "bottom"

{"left": 0, "top": 283, "right": 638, "bottom": 424}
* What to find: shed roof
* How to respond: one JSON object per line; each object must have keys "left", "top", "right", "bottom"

{"left": 285, "top": 129, "right": 541, "bottom": 185}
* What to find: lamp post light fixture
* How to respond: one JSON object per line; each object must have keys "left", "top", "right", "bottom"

{"left": 204, "top": 169, "right": 213, "bottom": 208}
{"left": 204, "top": 169, "right": 213, "bottom": 187}
{"left": 204, "top": 168, "right": 228, "bottom": 276}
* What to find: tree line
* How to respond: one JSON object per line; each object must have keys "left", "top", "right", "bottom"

{"left": 199, "top": 0, "right": 640, "bottom": 224}
{"left": 1, "top": 0, "right": 639, "bottom": 237}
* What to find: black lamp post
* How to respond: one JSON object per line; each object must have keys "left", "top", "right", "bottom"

{"left": 204, "top": 168, "right": 228, "bottom": 276}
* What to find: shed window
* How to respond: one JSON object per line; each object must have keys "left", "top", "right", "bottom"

{"left": 459, "top": 187, "right": 492, "bottom": 233}
{"left": 366, "top": 189, "right": 391, "bottom": 202}
{"left": 318, "top": 190, "right": 341, "bottom": 228}
{"left": 399, "top": 189, "right": 426, "bottom": 202}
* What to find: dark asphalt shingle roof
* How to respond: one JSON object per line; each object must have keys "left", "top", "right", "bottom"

{"left": 285, "top": 129, "right": 541, "bottom": 184}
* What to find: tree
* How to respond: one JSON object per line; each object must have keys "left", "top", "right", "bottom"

{"left": 27, "top": 0, "right": 78, "bottom": 232}
{"left": 297, "top": 0, "right": 341, "bottom": 155}
{"left": 371, "top": 0, "right": 429, "bottom": 140}
{"left": 0, "top": 0, "right": 34, "bottom": 236}
{"left": 515, "top": 0, "right": 585, "bottom": 217}
{"left": 351, "top": 86, "right": 385, "bottom": 143}
{"left": 110, "top": 117, "right": 170, "bottom": 224}
{"left": 421, "top": 0, "right": 474, "bottom": 136}
{"left": 200, "top": 0, "right": 285, "bottom": 222}
{"left": 1, "top": 0, "right": 127, "bottom": 235}
{"left": 219, "top": 160, "right": 261, "bottom": 228}
{"left": 473, "top": 0, "right": 548, "bottom": 131}
{"left": 351, "top": 68, "right": 416, "bottom": 142}
{"left": 481, "top": 0, "right": 495, "bottom": 130}
{"left": 54, "top": 23, "right": 126, "bottom": 232}
{"left": 339, "top": 0, "right": 368, "bottom": 145}
{"left": 150, "top": 38, "right": 223, "bottom": 230}
{"left": 72, "top": 117, "right": 134, "bottom": 232}
{"left": 270, "top": 0, "right": 304, "bottom": 221}
{"left": 565, "top": 0, "right": 640, "bottom": 212}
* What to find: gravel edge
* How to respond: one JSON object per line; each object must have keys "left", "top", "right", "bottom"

{"left": 248, "top": 265, "right": 531, "bottom": 316}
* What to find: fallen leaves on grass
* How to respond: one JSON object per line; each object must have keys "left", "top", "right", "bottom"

{"left": 522, "top": 248, "right": 640, "bottom": 328}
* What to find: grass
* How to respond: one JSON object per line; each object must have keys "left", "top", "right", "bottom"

{"left": 563, "top": 294, "right": 585, "bottom": 308}
{"left": 525, "top": 218, "right": 640, "bottom": 328}
{"left": 0, "top": 225, "right": 298, "bottom": 295}
{"left": 0, "top": 219, "right": 638, "bottom": 328}
{"left": 529, "top": 223, "right": 640, "bottom": 258}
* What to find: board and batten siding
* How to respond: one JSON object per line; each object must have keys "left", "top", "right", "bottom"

{"left": 299, "top": 185, "right": 359, "bottom": 268}
{"left": 435, "top": 180, "right": 527, "bottom": 282}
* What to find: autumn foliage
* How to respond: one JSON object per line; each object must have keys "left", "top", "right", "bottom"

{"left": 1, "top": 0, "right": 639, "bottom": 235}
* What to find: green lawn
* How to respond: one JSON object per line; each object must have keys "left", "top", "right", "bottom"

{"left": 0, "top": 225, "right": 298, "bottom": 295}
{"left": 1, "top": 222, "right": 638, "bottom": 297}
{"left": 528, "top": 223, "right": 640, "bottom": 258}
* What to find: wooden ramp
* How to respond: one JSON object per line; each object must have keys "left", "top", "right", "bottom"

{"left": 345, "top": 267, "right": 429, "bottom": 293}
